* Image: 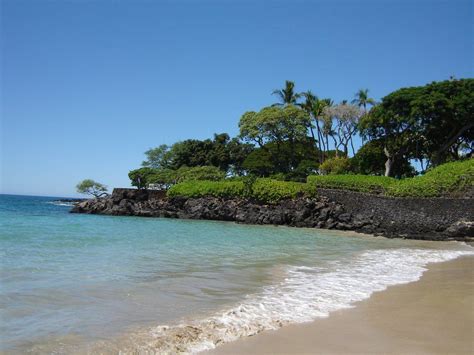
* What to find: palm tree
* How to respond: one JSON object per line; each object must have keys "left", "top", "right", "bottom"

{"left": 299, "top": 92, "right": 336, "bottom": 164}
{"left": 299, "top": 91, "right": 318, "bottom": 146}
{"left": 320, "top": 98, "right": 334, "bottom": 158}
{"left": 272, "top": 80, "right": 301, "bottom": 106}
{"left": 351, "top": 88, "right": 376, "bottom": 114}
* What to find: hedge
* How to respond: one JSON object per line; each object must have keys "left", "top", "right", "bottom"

{"left": 168, "top": 160, "right": 473, "bottom": 200}
{"left": 251, "top": 178, "right": 317, "bottom": 203}
{"left": 167, "top": 180, "right": 245, "bottom": 199}
{"left": 386, "top": 159, "right": 474, "bottom": 197}
{"left": 307, "top": 174, "right": 396, "bottom": 194}
{"left": 167, "top": 178, "right": 316, "bottom": 203}
{"left": 307, "top": 159, "right": 473, "bottom": 198}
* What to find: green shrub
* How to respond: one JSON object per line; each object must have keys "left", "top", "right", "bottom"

{"left": 168, "top": 160, "right": 474, "bottom": 201}
{"left": 387, "top": 159, "right": 474, "bottom": 197}
{"left": 307, "top": 174, "right": 396, "bottom": 194}
{"left": 167, "top": 180, "right": 245, "bottom": 199}
{"left": 251, "top": 178, "right": 317, "bottom": 203}
{"left": 308, "top": 159, "right": 474, "bottom": 197}
{"left": 320, "top": 157, "right": 352, "bottom": 175}
{"left": 168, "top": 178, "right": 316, "bottom": 203}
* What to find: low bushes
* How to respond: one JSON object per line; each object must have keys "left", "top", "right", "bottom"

{"left": 307, "top": 174, "right": 396, "bottom": 194}
{"left": 251, "top": 179, "right": 316, "bottom": 203}
{"left": 386, "top": 159, "right": 474, "bottom": 197}
{"left": 167, "top": 178, "right": 316, "bottom": 203}
{"left": 168, "top": 160, "right": 473, "bottom": 201}
{"left": 307, "top": 159, "right": 474, "bottom": 197}
{"left": 167, "top": 180, "right": 245, "bottom": 199}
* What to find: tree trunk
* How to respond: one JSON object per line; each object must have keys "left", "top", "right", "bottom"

{"left": 350, "top": 137, "right": 355, "bottom": 156}
{"left": 332, "top": 136, "right": 339, "bottom": 157}
{"left": 325, "top": 135, "right": 329, "bottom": 157}
{"left": 384, "top": 147, "right": 394, "bottom": 177}
{"left": 315, "top": 119, "right": 324, "bottom": 163}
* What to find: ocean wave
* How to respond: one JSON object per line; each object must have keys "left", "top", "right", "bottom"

{"left": 46, "top": 201, "right": 76, "bottom": 207}
{"left": 111, "top": 248, "right": 474, "bottom": 354}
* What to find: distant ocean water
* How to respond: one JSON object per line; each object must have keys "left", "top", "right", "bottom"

{"left": 1, "top": 194, "right": 472, "bottom": 353}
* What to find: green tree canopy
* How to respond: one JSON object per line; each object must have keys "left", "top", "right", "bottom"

{"left": 352, "top": 88, "right": 376, "bottom": 113}
{"left": 76, "top": 179, "right": 108, "bottom": 197}
{"left": 142, "top": 144, "right": 172, "bottom": 169}
{"left": 129, "top": 166, "right": 226, "bottom": 190}
{"left": 359, "top": 79, "right": 474, "bottom": 176}
{"left": 128, "top": 167, "right": 157, "bottom": 189}
{"left": 242, "top": 139, "right": 319, "bottom": 178}
{"left": 140, "top": 133, "right": 254, "bottom": 174}
{"left": 272, "top": 80, "right": 301, "bottom": 106}
{"left": 351, "top": 140, "right": 416, "bottom": 178}
{"left": 238, "top": 105, "right": 310, "bottom": 148}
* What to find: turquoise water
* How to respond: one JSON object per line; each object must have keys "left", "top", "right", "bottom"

{"left": 1, "top": 194, "right": 472, "bottom": 353}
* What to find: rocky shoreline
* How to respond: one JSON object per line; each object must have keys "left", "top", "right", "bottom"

{"left": 71, "top": 188, "right": 474, "bottom": 241}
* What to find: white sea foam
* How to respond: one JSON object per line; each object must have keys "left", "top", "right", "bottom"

{"left": 46, "top": 201, "right": 76, "bottom": 207}
{"left": 124, "top": 248, "right": 473, "bottom": 354}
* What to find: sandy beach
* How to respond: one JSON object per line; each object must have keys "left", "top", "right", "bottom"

{"left": 207, "top": 255, "right": 474, "bottom": 355}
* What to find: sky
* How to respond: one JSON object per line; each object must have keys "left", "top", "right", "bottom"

{"left": 1, "top": 0, "right": 473, "bottom": 197}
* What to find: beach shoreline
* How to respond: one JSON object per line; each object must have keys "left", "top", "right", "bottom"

{"left": 206, "top": 255, "right": 474, "bottom": 354}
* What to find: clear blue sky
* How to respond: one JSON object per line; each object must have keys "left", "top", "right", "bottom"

{"left": 1, "top": 0, "right": 472, "bottom": 197}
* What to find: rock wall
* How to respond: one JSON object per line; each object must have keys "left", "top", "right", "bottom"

{"left": 71, "top": 188, "right": 474, "bottom": 241}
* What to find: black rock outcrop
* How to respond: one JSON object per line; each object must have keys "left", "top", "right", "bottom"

{"left": 71, "top": 188, "right": 474, "bottom": 241}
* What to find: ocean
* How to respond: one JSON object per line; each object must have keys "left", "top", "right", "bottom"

{"left": 0, "top": 194, "right": 472, "bottom": 353}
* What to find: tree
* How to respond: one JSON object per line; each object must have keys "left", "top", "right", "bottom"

{"left": 142, "top": 133, "right": 252, "bottom": 175}
{"left": 242, "top": 139, "right": 318, "bottom": 177}
{"left": 411, "top": 79, "right": 474, "bottom": 166}
{"left": 351, "top": 140, "right": 416, "bottom": 178}
{"left": 359, "top": 79, "right": 474, "bottom": 176}
{"left": 128, "top": 167, "right": 157, "bottom": 189}
{"left": 239, "top": 106, "right": 310, "bottom": 146}
{"left": 272, "top": 80, "right": 301, "bottom": 106}
{"left": 323, "top": 102, "right": 363, "bottom": 156}
{"left": 142, "top": 144, "right": 172, "bottom": 169}
{"left": 239, "top": 105, "right": 311, "bottom": 171}
{"left": 129, "top": 165, "right": 228, "bottom": 190}
{"left": 359, "top": 90, "right": 421, "bottom": 177}
{"left": 320, "top": 157, "right": 351, "bottom": 175}
{"left": 319, "top": 98, "right": 334, "bottom": 159}
{"left": 175, "top": 166, "right": 226, "bottom": 182}
{"left": 300, "top": 91, "right": 322, "bottom": 159}
{"left": 76, "top": 179, "right": 108, "bottom": 197}
{"left": 227, "top": 138, "right": 255, "bottom": 175}
{"left": 242, "top": 149, "right": 274, "bottom": 176}
{"left": 352, "top": 88, "right": 376, "bottom": 114}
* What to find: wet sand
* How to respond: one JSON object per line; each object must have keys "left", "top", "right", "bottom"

{"left": 208, "top": 256, "right": 474, "bottom": 355}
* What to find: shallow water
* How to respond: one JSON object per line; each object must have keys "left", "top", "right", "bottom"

{"left": 0, "top": 194, "right": 472, "bottom": 353}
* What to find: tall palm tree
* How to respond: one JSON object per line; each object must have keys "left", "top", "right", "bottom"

{"left": 299, "top": 91, "right": 318, "bottom": 146}
{"left": 272, "top": 80, "right": 301, "bottom": 106}
{"left": 320, "top": 98, "right": 334, "bottom": 158}
{"left": 300, "top": 92, "right": 336, "bottom": 164}
{"left": 351, "top": 88, "right": 376, "bottom": 114}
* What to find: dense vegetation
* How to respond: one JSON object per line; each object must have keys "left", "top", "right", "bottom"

{"left": 166, "top": 159, "right": 473, "bottom": 201}
{"left": 308, "top": 159, "right": 473, "bottom": 198}
{"left": 125, "top": 78, "right": 473, "bottom": 199}
{"left": 386, "top": 159, "right": 474, "bottom": 197}
{"left": 168, "top": 178, "right": 316, "bottom": 203}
